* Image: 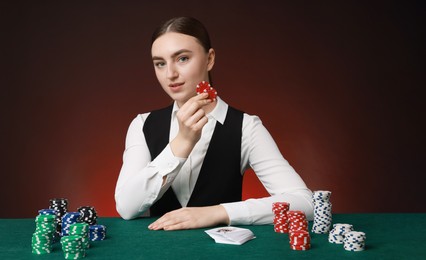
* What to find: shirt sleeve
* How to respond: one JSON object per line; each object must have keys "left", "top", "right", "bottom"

{"left": 114, "top": 114, "right": 186, "bottom": 220}
{"left": 221, "top": 114, "right": 314, "bottom": 225}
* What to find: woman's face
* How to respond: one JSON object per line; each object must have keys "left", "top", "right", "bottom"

{"left": 151, "top": 32, "right": 215, "bottom": 107}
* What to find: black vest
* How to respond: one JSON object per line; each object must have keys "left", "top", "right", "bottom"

{"left": 143, "top": 104, "right": 244, "bottom": 216}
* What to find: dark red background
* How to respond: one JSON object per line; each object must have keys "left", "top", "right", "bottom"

{"left": 1, "top": 1, "right": 424, "bottom": 217}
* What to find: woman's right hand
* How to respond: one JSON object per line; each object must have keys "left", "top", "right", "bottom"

{"left": 170, "top": 93, "right": 212, "bottom": 158}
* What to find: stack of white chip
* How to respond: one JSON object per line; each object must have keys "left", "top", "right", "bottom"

{"left": 311, "top": 190, "right": 332, "bottom": 234}
{"left": 328, "top": 223, "right": 354, "bottom": 244}
{"left": 343, "top": 231, "right": 367, "bottom": 251}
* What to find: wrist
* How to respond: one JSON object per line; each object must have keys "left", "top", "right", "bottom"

{"left": 170, "top": 136, "right": 195, "bottom": 158}
{"left": 213, "top": 205, "right": 230, "bottom": 226}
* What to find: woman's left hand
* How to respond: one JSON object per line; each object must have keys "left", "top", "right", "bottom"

{"left": 148, "top": 205, "right": 230, "bottom": 231}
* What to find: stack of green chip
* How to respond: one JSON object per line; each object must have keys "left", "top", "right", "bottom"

{"left": 69, "top": 223, "right": 90, "bottom": 249}
{"left": 31, "top": 214, "right": 57, "bottom": 254}
{"left": 61, "top": 235, "right": 86, "bottom": 259}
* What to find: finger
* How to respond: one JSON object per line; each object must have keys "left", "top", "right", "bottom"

{"left": 194, "top": 93, "right": 213, "bottom": 107}
{"left": 155, "top": 217, "right": 187, "bottom": 230}
{"left": 180, "top": 93, "right": 211, "bottom": 115}
{"left": 193, "top": 92, "right": 210, "bottom": 101}
{"left": 191, "top": 115, "right": 208, "bottom": 131}
{"left": 163, "top": 220, "right": 192, "bottom": 231}
{"left": 182, "top": 109, "right": 206, "bottom": 128}
{"left": 148, "top": 215, "right": 169, "bottom": 230}
{"left": 148, "top": 211, "right": 185, "bottom": 230}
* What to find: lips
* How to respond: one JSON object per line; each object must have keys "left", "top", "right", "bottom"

{"left": 169, "top": 82, "right": 184, "bottom": 88}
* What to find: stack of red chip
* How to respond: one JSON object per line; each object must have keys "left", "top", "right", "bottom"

{"left": 287, "top": 210, "right": 309, "bottom": 233}
{"left": 289, "top": 230, "right": 311, "bottom": 250}
{"left": 287, "top": 211, "right": 311, "bottom": 250}
{"left": 272, "top": 202, "right": 290, "bottom": 233}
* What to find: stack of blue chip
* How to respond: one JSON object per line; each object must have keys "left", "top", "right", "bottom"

{"left": 38, "top": 209, "right": 56, "bottom": 215}
{"left": 89, "top": 225, "right": 107, "bottom": 241}
{"left": 61, "top": 212, "right": 81, "bottom": 236}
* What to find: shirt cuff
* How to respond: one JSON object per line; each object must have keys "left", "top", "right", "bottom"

{"left": 148, "top": 144, "right": 186, "bottom": 185}
{"left": 221, "top": 201, "right": 252, "bottom": 226}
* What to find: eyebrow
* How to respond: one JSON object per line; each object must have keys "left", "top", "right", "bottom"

{"left": 152, "top": 49, "right": 193, "bottom": 61}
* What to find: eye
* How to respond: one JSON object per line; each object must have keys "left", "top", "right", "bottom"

{"left": 154, "top": 61, "right": 165, "bottom": 68}
{"left": 178, "top": 56, "right": 189, "bottom": 63}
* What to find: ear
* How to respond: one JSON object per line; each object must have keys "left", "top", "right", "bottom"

{"left": 207, "top": 48, "right": 215, "bottom": 71}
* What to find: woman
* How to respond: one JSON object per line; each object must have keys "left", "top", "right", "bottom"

{"left": 115, "top": 17, "right": 313, "bottom": 230}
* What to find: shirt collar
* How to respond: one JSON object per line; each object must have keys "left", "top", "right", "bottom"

{"left": 171, "top": 96, "right": 228, "bottom": 125}
{"left": 209, "top": 96, "right": 227, "bottom": 125}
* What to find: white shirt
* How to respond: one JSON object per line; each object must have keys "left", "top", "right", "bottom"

{"left": 115, "top": 97, "right": 314, "bottom": 225}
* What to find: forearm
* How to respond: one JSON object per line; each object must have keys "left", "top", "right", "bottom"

{"left": 115, "top": 144, "right": 186, "bottom": 220}
{"left": 221, "top": 189, "right": 314, "bottom": 225}
{"left": 115, "top": 167, "right": 163, "bottom": 220}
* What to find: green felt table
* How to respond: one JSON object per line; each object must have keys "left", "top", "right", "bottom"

{"left": 1, "top": 213, "right": 425, "bottom": 259}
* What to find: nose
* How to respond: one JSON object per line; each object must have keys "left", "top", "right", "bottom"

{"left": 166, "top": 63, "right": 178, "bottom": 80}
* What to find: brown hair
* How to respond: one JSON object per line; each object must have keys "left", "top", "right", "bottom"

{"left": 151, "top": 17, "right": 212, "bottom": 53}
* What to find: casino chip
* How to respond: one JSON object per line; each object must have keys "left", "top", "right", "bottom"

{"left": 61, "top": 235, "right": 86, "bottom": 259}
{"left": 49, "top": 198, "right": 68, "bottom": 237}
{"left": 196, "top": 81, "right": 217, "bottom": 101}
{"left": 69, "top": 223, "right": 90, "bottom": 249}
{"left": 328, "top": 223, "right": 354, "bottom": 244}
{"left": 77, "top": 206, "right": 98, "bottom": 225}
{"left": 312, "top": 190, "right": 333, "bottom": 234}
{"left": 288, "top": 211, "right": 309, "bottom": 234}
{"left": 89, "top": 225, "right": 107, "bottom": 241}
{"left": 62, "top": 212, "right": 81, "bottom": 236}
{"left": 272, "top": 202, "right": 289, "bottom": 233}
{"left": 271, "top": 202, "right": 311, "bottom": 251}
{"left": 289, "top": 230, "right": 311, "bottom": 251}
{"left": 33, "top": 198, "right": 107, "bottom": 258}
{"left": 31, "top": 213, "right": 57, "bottom": 254}
{"left": 288, "top": 211, "right": 311, "bottom": 250}
{"left": 343, "top": 231, "right": 366, "bottom": 251}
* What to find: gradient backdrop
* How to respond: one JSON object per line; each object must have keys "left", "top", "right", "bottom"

{"left": 1, "top": 1, "right": 424, "bottom": 217}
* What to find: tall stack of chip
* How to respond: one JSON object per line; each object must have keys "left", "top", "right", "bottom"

{"left": 287, "top": 211, "right": 309, "bottom": 233}
{"left": 69, "top": 223, "right": 90, "bottom": 249}
{"left": 312, "top": 190, "right": 332, "bottom": 234}
{"left": 31, "top": 213, "right": 57, "bottom": 254}
{"left": 289, "top": 230, "right": 311, "bottom": 251}
{"left": 343, "top": 231, "right": 366, "bottom": 251}
{"left": 77, "top": 206, "right": 98, "bottom": 225}
{"left": 49, "top": 198, "right": 68, "bottom": 236}
{"left": 328, "top": 223, "right": 354, "bottom": 244}
{"left": 60, "top": 235, "right": 86, "bottom": 259}
{"left": 62, "top": 212, "right": 81, "bottom": 236}
{"left": 272, "top": 202, "right": 290, "bottom": 233}
{"left": 89, "top": 225, "right": 107, "bottom": 241}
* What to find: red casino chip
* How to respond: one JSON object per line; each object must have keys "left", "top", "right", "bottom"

{"left": 287, "top": 211, "right": 306, "bottom": 218}
{"left": 289, "top": 230, "right": 310, "bottom": 237}
{"left": 289, "top": 222, "right": 307, "bottom": 228}
{"left": 290, "top": 244, "right": 311, "bottom": 251}
{"left": 196, "top": 81, "right": 217, "bottom": 101}
{"left": 289, "top": 230, "right": 311, "bottom": 248}
{"left": 274, "top": 224, "right": 289, "bottom": 233}
{"left": 272, "top": 202, "right": 290, "bottom": 214}
{"left": 272, "top": 202, "right": 290, "bottom": 210}
{"left": 290, "top": 237, "right": 311, "bottom": 246}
